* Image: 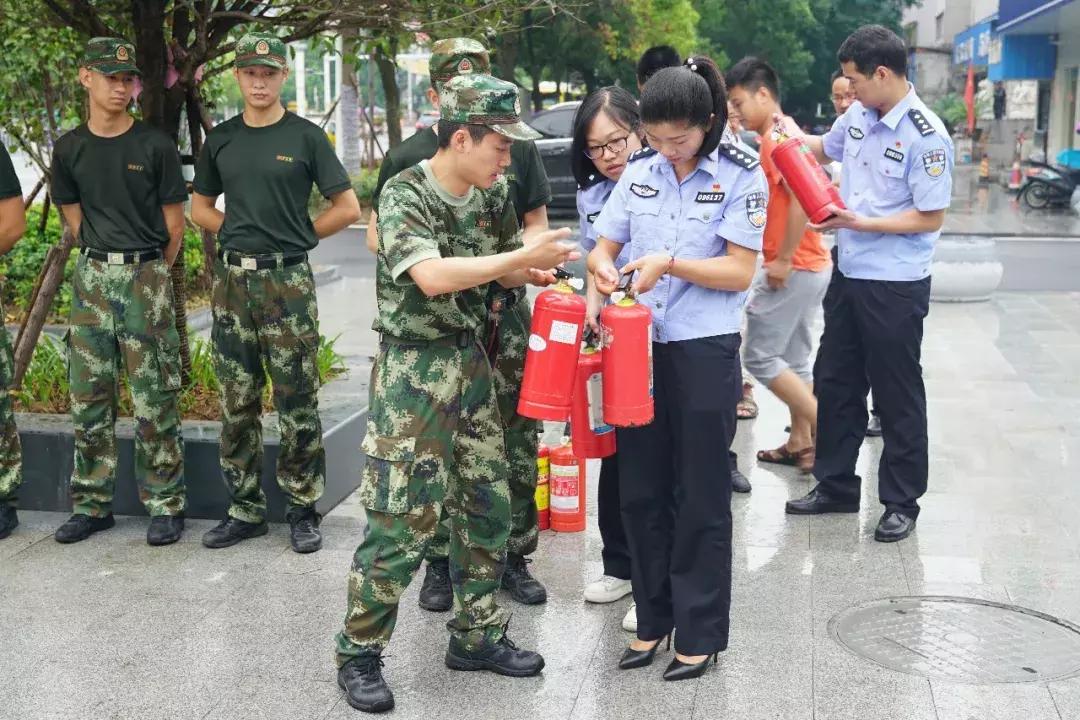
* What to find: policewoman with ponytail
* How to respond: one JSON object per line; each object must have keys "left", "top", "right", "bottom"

{"left": 588, "top": 56, "right": 766, "bottom": 680}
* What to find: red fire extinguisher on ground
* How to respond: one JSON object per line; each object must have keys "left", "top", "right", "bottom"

{"left": 600, "top": 275, "right": 654, "bottom": 427}
{"left": 518, "top": 269, "right": 586, "bottom": 421}
{"left": 536, "top": 443, "right": 550, "bottom": 531}
{"left": 549, "top": 438, "right": 586, "bottom": 532}
{"left": 570, "top": 331, "right": 616, "bottom": 458}
{"left": 771, "top": 125, "right": 847, "bottom": 224}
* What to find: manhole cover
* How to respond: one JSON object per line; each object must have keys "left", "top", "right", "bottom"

{"left": 829, "top": 596, "right": 1080, "bottom": 684}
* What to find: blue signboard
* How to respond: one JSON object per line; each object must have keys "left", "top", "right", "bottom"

{"left": 999, "top": 0, "right": 1073, "bottom": 32}
{"left": 954, "top": 21, "right": 995, "bottom": 66}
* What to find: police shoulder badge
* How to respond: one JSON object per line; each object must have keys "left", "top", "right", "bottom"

{"left": 746, "top": 191, "right": 767, "bottom": 228}
{"left": 586, "top": 211, "right": 601, "bottom": 223}
{"left": 848, "top": 126, "right": 864, "bottom": 140}
{"left": 630, "top": 183, "right": 659, "bottom": 198}
{"left": 255, "top": 40, "right": 270, "bottom": 55}
{"left": 921, "top": 148, "right": 946, "bottom": 178}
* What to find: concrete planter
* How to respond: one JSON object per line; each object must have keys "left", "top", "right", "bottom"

{"left": 930, "top": 236, "right": 1004, "bottom": 303}
{"left": 13, "top": 390, "right": 367, "bottom": 522}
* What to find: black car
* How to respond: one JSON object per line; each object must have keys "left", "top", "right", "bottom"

{"left": 528, "top": 102, "right": 579, "bottom": 217}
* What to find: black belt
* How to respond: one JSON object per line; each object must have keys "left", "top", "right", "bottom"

{"left": 379, "top": 330, "right": 476, "bottom": 349}
{"left": 218, "top": 249, "right": 308, "bottom": 270}
{"left": 82, "top": 247, "right": 163, "bottom": 265}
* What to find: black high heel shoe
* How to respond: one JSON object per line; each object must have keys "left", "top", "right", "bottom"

{"left": 617, "top": 635, "right": 671, "bottom": 670}
{"left": 663, "top": 652, "right": 718, "bottom": 681}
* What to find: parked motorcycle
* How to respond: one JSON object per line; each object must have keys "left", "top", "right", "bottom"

{"left": 1017, "top": 160, "right": 1080, "bottom": 210}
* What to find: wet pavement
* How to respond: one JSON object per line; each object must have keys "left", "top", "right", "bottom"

{"left": 3, "top": 231, "right": 1080, "bottom": 719}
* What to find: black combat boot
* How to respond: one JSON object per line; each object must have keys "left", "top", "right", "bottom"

{"left": 338, "top": 654, "right": 394, "bottom": 713}
{"left": 501, "top": 553, "right": 547, "bottom": 605}
{"left": 54, "top": 513, "right": 115, "bottom": 544}
{"left": 287, "top": 507, "right": 323, "bottom": 554}
{"left": 201, "top": 516, "right": 268, "bottom": 548}
{"left": 0, "top": 503, "right": 18, "bottom": 540}
{"left": 445, "top": 626, "right": 545, "bottom": 677}
{"left": 418, "top": 558, "right": 453, "bottom": 612}
{"left": 146, "top": 515, "right": 184, "bottom": 546}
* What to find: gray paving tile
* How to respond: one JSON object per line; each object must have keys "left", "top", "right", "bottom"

{"left": 1050, "top": 677, "right": 1080, "bottom": 720}
{"left": 205, "top": 675, "right": 341, "bottom": 720}
{"left": 692, "top": 637, "right": 814, "bottom": 720}
{"left": 930, "top": 682, "right": 1062, "bottom": 720}
{"left": 813, "top": 636, "right": 937, "bottom": 720}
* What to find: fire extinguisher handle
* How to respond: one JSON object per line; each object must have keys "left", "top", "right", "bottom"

{"left": 553, "top": 267, "right": 574, "bottom": 281}
{"left": 616, "top": 270, "right": 636, "bottom": 297}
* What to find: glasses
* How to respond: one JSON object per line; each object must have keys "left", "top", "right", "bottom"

{"left": 584, "top": 135, "right": 630, "bottom": 160}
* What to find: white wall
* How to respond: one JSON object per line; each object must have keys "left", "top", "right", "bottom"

{"left": 903, "top": 0, "right": 972, "bottom": 48}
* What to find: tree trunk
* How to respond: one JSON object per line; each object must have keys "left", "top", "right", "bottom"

{"left": 339, "top": 30, "right": 362, "bottom": 176}
{"left": 13, "top": 221, "right": 75, "bottom": 388}
{"left": 186, "top": 90, "right": 215, "bottom": 289}
{"left": 375, "top": 39, "right": 402, "bottom": 149}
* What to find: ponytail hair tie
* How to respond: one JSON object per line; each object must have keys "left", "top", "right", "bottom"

{"left": 685, "top": 57, "right": 698, "bottom": 72}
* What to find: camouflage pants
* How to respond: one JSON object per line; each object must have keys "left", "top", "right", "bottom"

{"left": 0, "top": 294, "right": 23, "bottom": 505}
{"left": 212, "top": 256, "right": 324, "bottom": 524}
{"left": 335, "top": 340, "right": 511, "bottom": 663}
{"left": 425, "top": 300, "right": 539, "bottom": 561}
{"left": 68, "top": 255, "right": 185, "bottom": 517}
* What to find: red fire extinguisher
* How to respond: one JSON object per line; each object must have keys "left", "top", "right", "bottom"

{"left": 536, "top": 443, "right": 550, "bottom": 531}
{"left": 771, "top": 126, "right": 847, "bottom": 225}
{"left": 549, "top": 438, "right": 586, "bottom": 533}
{"left": 570, "top": 332, "right": 616, "bottom": 458}
{"left": 600, "top": 275, "right": 654, "bottom": 427}
{"left": 517, "top": 269, "right": 586, "bottom": 421}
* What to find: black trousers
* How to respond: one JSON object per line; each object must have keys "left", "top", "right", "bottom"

{"left": 617, "top": 334, "right": 740, "bottom": 656}
{"left": 813, "top": 268, "right": 931, "bottom": 517}
{"left": 598, "top": 455, "right": 631, "bottom": 580}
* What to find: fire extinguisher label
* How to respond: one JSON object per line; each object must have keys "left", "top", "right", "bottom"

{"left": 586, "top": 372, "right": 614, "bottom": 434}
{"left": 549, "top": 320, "right": 579, "bottom": 345}
{"left": 551, "top": 465, "right": 579, "bottom": 511}
{"left": 528, "top": 333, "right": 547, "bottom": 352}
{"left": 647, "top": 323, "right": 654, "bottom": 397}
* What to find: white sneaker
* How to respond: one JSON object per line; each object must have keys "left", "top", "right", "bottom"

{"left": 583, "top": 575, "right": 632, "bottom": 603}
{"left": 621, "top": 603, "right": 637, "bottom": 633}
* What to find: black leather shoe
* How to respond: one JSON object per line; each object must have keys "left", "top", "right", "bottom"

{"left": 445, "top": 628, "right": 545, "bottom": 677}
{"left": 146, "top": 515, "right": 184, "bottom": 546}
{"left": 731, "top": 469, "right": 752, "bottom": 494}
{"left": 338, "top": 655, "right": 394, "bottom": 713}
{"left": 418, "top": 558, "right": 453, "bottom": 612}
{"left": 201, "top": 516, "right": 268, "bottom": 548}
{"left": 287, "top": 507, "right": 323, "bottom": 554}
{"left": 502, "top": 553, "right": 547, "bottom": 605}
{"left": 663, "top": 652, "right": 718, "bottom": 681}
{"left": 874, "top": 511, "right": 916, "bottom": 543}
{"left": 618, "top": 635, "right": 670, "bottom": 670}
{"left": 785, "top": 488, "right": 860, "bottom": 515}
{"left": 0, "top": 503, "right": 18, "bottom": 540}
{"left": 866, "top": 414, "right": 883, "bottom": 438}
{"left": 55, "top": 513, "right": 115, "bottom": 543}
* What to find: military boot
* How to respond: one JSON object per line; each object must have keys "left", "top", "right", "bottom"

{"left": 501, "top": 553, "right": 547, "bottom": 605}
{"left": 445, "top": 626, "right": 545, "bottom": 677}
{"left": 287, "top": 507, "right": 323, "bottom": 554}
{"left": 0, "top": 503, "right": 18, "bottom": 540}
{"left": 201, "top": 516, "right": 268, "bottom": 548}
{"left": 54, "top": 513, "right": 115, "bottom": 543}
{"left": 338, "top": 654, "right": 394, "bottom": 713}
{"left": 146, "top": 515, "right": 184, "bottom": 546}
{"left": 418, "top": 558, "right": 453, "bottom": 612}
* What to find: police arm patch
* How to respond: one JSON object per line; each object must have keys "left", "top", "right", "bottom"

{"left": 745, "top": 191, "right": 767, "bottom": 228}
{"left": 921, "top": 148, "right": 946, "bottom": 178}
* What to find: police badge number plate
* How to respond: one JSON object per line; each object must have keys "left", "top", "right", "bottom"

{"left": 746, "top": 192, "right": 767, "bottom": 228}
{"left": 922, "top": 149, "right": 946, "bottom": 178}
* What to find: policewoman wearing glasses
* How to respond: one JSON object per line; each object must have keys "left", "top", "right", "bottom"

{"left": 588, "top": 56, "right": 766, "bottom": 680}
{"left": 572, "top": 87, "right": 644, "bottom": 632}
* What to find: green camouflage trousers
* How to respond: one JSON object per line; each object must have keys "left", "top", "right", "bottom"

{"left": 68, "top": 255, "right": 185, "bottom": 517}
{"left": 425, "top": 298, "right": 539, "bottom": 561}
{"left": 211, "top": 255, "right": 324, "bottom": 524}
{"left": 0, "top": 294, "right": 23, "bottom": 505}
{"left": 335, "top": 339, "right": 511, "bottom": 663}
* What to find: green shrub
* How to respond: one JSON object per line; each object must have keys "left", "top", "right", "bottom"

{"left": 308, "top": 165, "right": 381, "bottom": 215}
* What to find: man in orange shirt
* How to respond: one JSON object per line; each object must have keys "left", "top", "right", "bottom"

{"left": 727, "top": 57, "right": 831, "bottom": 472}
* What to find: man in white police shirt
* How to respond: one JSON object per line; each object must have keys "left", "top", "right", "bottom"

{"left": 775, "top": 25, "right": 953, "bottom": 543}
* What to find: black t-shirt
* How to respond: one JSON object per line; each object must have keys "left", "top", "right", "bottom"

{"left": 50, "top": 121, "right": 188, "bottom": 251}
{"left": 0, "top": 146, "right": 21, "bottom": 200}
{"left": 372, "top": 127, "right": 551, "bottom": 225}
{"left": 194, "top": 111, "right": 352, "bottom": 254}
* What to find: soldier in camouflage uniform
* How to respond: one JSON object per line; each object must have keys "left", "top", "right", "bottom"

{"left": 50, "top": 38, "right": 189, "bottom": 546}
{"left": 334, "top": 74, "right": 577, "bottom": 714}
{"left": 0, "top": 145, "right": 27, "bottom": 541}
{"left": 369, "top": 38, "right": 553, "bottom": 611}
{"left": 191, "top": 33, "right": 361, "bottom": 554}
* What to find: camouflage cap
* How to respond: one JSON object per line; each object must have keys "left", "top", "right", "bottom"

{"left": 429, "top": 38, "right": 490, "bottom": 90}
{"left": 235, "top": 33, "right": 288, "bottom": 69}
{"left": 439, "top": 73, "right": 540, "bottom": 141}
{"left": 82, "top": 37, "right": 140, "bottom": 76}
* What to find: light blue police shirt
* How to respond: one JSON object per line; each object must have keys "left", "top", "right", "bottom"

{"left": 822, "top": 85, "right": 954, "bottom": 281}
{"left": 593, "top": 144, "right": 767, "bottom": 343}
{"left": 577, "top": 177, "right": 632, "bottom": 268}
